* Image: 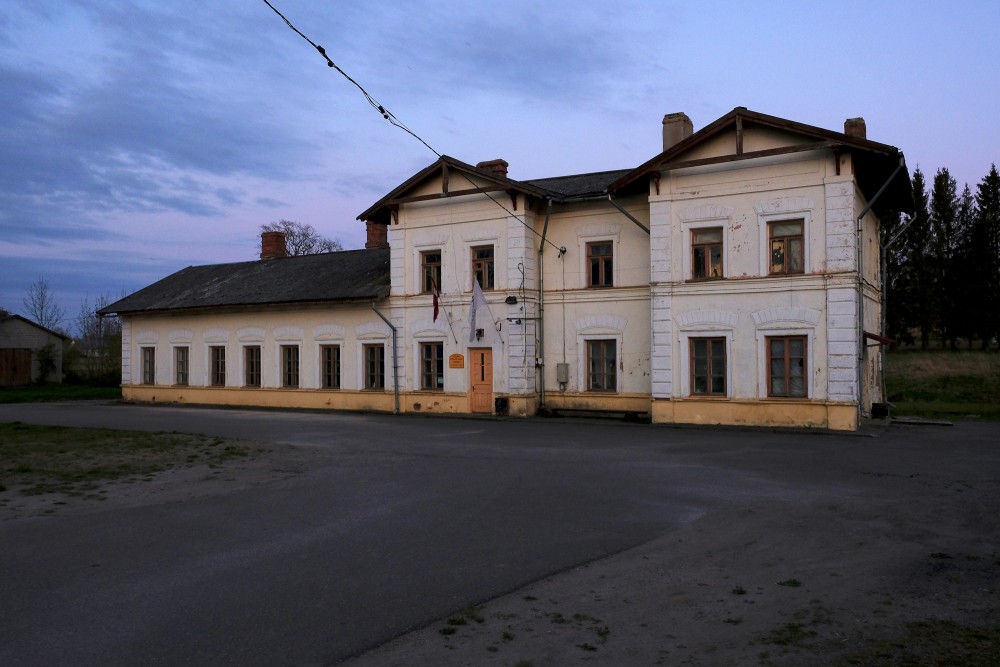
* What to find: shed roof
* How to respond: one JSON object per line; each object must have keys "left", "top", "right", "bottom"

{"left": 0, "top": 313, "right": 70, "bottom": 341}
{"left": 98, "top": 248, "right": 390, "bottom": 316}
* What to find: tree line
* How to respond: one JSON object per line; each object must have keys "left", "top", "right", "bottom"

{"left": 884, "top": 164, "right": 1000, "bottom": 350}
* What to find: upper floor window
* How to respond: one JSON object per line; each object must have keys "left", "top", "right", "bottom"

{"left": 420, "top": 342, "right": 444, "bottom": 390}
{"left": 281, "top": 345, "right": 299, "bottom": 388}
{"left": 174, "top": 347, "right": 188, "bottom": 386}
{"left": 210, "top": 346, "right": 226, "bottom": 387}
{"left": 586, "top": 339, "right": 617, "bottom": 392}
{"left": 321, "top": 345, "right": 341, "bottom": 389}
{"left": 472, "top": 246, "right": 494, "bottom": 290}
{"left": 141, "top": 347, "right": 156, "bottom": 385}
{"left": 691, "top": 228, "right": 723, "bottom": 280}
{"left": 769, "top": 220, "right": 804, "bottom": 275}
{"left": 244, "top": 345, "right": 261, "bottom": 387}
{"left": 690, "top": 337, "right": 726, "bottom": 396}
{"left": 421, "top": 250, "right": 441, "bottom": 293}
{"left": 767, "top": 335, "right": 807, "bottom": 397}
{"left": 587, "top": 241, "right": 613, "bottom": 287}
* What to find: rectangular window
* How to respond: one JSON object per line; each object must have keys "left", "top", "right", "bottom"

{"left": 364, "top": 344, "right": 385, "bottom": 390}
{"left": 768, "top": 336, "right": 807, "bottom": 397}
{"left": 321, "top": 345, "right": 341, "bottom": 389}
{"left": 210, "top": 346, "right": 226, "bottom": 387}
{"left": 587, "top": 339, "right": 617, "bottom": 392}
{"left": 691, "top": 228, "right": 723, "bottom": 280}
{"left": 769, "top": 220, "right": 805, "bottom": 275}
{"left": 587, "top": 242, "right": 614, "bottom": 287}
{"left": 421, "top": 342, "right": 444, "bottom": 390}
{"left": 141, "top": 347, "right": 155, "bottom": 385}
{"left": 281, "top": 345, "right": 299, "bottom": 388}
{"left": 421, "top": 250, "right": 442, "bottom": 293}
{"left": 690, "top": 338, "right": 726, "bottom": 396}
{"left": 472, "top": 246, "right": 495, "bottom": 290}
{"left": 244, "top": 346, "right": 261, "bottom": 387}
{"left": 174, "top": 347, "right": 188, "bottom": 386}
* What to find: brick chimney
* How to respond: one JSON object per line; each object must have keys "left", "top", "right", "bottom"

{"left": 476, "top": 159, "right": 509, "bottom": 177}
{"left": 662, "top": 112, "right": 693, "bottom": 151}
{"left": 260, "top": 231, "right": 287, "bottom": 259}
{"left": 365, "top": 221, "right": 389, "bottom": 249}
{"left": 844, "top": 117, "right": 866, "bottom": 139}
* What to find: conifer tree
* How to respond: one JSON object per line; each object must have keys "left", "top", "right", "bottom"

{"left": 952, "top": 184, "right": 977, "bottom": 347}
{"left": 972, "top": 164, "right": 1000, "bottom": 348}
{"left": 929, "top": 168, "right": 959, "bottom": 347}
{"left": 899, "top": 169, "right": 934, "bottom": 348}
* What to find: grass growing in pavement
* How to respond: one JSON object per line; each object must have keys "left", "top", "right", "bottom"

{"left": 842, "top": 620, "right": 1000, "bottom": 666}
{"left": 0, "top": 384, "right": 120, "bottom": 403}
{"left": 0, "top": 422, "right": 258, "bottom": 498}
{"left": 885, "top": 350, "right": 1000, "bottom": 420}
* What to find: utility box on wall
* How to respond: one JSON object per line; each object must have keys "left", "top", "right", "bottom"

{"left": 556, "top": 363, "right": 569, "bottom": 384}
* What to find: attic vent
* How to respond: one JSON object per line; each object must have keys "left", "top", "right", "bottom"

{"left": 476, "top": 159, "right": 508, "bottom": 177}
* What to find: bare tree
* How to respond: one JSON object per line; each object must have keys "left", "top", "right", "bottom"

{"left": 22, "top": 278, "right": 66, "bottom": 332}
{"left": 259, "top": 220, "right": 343, "bottom": 256}
{"left": 72, "top": 294, "right": 122, "bottom": 384}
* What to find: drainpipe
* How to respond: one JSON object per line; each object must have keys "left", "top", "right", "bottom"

{"left": 371, "top": 302, "right": 399, "bottom": 415}
{"left": 538, "top": 198, "right": 553, "bottom": 409}
{"left": 854, "top": 158, "right": 906, "bottom": 423}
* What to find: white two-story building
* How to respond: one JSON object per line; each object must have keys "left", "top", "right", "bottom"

{"left": 102, "top": 107, "right": 911, "bottom": 430}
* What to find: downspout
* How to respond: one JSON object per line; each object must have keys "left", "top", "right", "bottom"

{"left": 855, "top": 158, "right": 906, "bottom": 423}
{"left": 371, "top": 302, "right": 399, "bottom": 415}
{"left": 538, "top": 198, "right": 553, "bottom": 409}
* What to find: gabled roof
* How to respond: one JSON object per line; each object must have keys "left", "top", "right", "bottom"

{"left": 0, "top": 313, "right": 70, "bottom": 340}
{"left": 609, "top": 107, "right": 913, "bottom": 213}
{"left": 358, "top": 156, "right": 638, "bottom": 224}
{"left": 98, "top": 248, "right": 390, "bottom": 316}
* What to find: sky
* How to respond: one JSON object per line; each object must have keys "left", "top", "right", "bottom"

{"left": 2, "top": 0, "right": 998, "bottom": 334}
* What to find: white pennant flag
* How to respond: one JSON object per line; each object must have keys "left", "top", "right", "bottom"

{"left": 468, "top": 279, "right": 491, "bottom": 342}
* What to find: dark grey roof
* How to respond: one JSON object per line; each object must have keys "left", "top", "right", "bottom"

{"left": 524, "top": 169, "right": 634, "bottom": 198}
{"left": 99, "top": 248, "right": 390, "bottom": 315}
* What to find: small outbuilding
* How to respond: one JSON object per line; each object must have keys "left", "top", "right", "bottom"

{"left": 0, "top": 313, "right": 69, "bottom": 386}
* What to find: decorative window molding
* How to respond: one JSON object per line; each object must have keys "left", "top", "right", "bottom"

{"left": 167, "top": 329, "right": 193, "bottom": 344}
{"left": 273, "top": 326, "right": 303, "bottom": 342}
{"left": 135, "top": 331, "right": 159, "bottom": 345}
{"left": 313, "top": 324, "right": 346, "bottom": 341}
{"left": 356, "top": 322, "right": 391, "bottom": 340}
{"left": 203, "top": 328, "right": 230, "bottom": 344}
{"left": 412, "top": 319, "right": 450, "bottom": 338}
{"left": 755, "top": 198, "right": 814, "bottom": 276}
{"left": 577, "top": 221, "right": 623, "bottom": 238}
{"left": 237, "top": 327, "right": 265, "bottom": 343}
{"left": 676, "top": 310, "right": 739, "bottom": 330}
{"left": 576, "top": 334, "right": 622, "bottom": 393}
{"left": 677, "top": 204, "right": 735, "bottom": 222}
{"left": 573, "top": 315, "right": 627, "bottom": 334}
{"left": 752, "top": 307, "right": 822, "bottom": 327}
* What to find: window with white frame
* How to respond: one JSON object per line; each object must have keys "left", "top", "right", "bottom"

{"left": 321, "top": 344, "right": 341, "bottom": 389}
{"left": 281, "top": 345, "right": 299, "bottom": 388}
{"left": 141, "top": 347, "right": 156, "bottom": 385}
{"left": 210, "top": 346, "right": 226, "bottom": 387}
{"left": 244, "top": 346, "right": 261, "bottom": 387}
{"left": 420, "top": 342, "right": 444, "bottom": 390}
{"left": 174, "top": 347, "right": 188, "bottom": 386}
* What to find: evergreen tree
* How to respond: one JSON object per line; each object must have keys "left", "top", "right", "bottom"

{"left": 952, "top": 184, "right": 977, "bottom": 347}
{"left": 972, "top": 164, "right": 1000, "bottom": 349}
{"left": 899, "top": 168, "right": 934, "bottom": 348}
{"left": 929, "top": 168, "right": 959, "bottom": 348}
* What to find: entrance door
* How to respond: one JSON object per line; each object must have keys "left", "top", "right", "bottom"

{"left": 469, "top": 348, "right": 493, "bottom": 413}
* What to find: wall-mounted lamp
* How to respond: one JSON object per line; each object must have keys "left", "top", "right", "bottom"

{"left": 505, "top": 295, "right": 518, "bottom": 305}
{"left": 475, "top": 328, "right": 484, "bottom": 340}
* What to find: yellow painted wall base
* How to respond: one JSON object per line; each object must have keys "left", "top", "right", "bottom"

{"left": 651, "top": 399, "right": 858, "bottom": 431}
{"left": 544, "top": 393, "right": 651, "bottom": 414}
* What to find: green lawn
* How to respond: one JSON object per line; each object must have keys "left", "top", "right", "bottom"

{"left": 0, "top": 384, "right": 121, "bottom": 403}
{"left": 885, "top": 350, "right": 1000, "bottom": 420}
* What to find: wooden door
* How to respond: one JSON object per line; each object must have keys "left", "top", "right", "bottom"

{"left": 0, "top": 349, "right": 32, "bottom": 386}
{"left": 469, "top": 348, "right": 493, "bottom": 413}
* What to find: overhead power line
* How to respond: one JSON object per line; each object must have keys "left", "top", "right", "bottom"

{"left": 260, "top": 0, "right": 563, "bottom": 252}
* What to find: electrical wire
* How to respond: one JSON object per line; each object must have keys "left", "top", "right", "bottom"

{"left": 260, "top": 0, "right": 564, "bottom": 253}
